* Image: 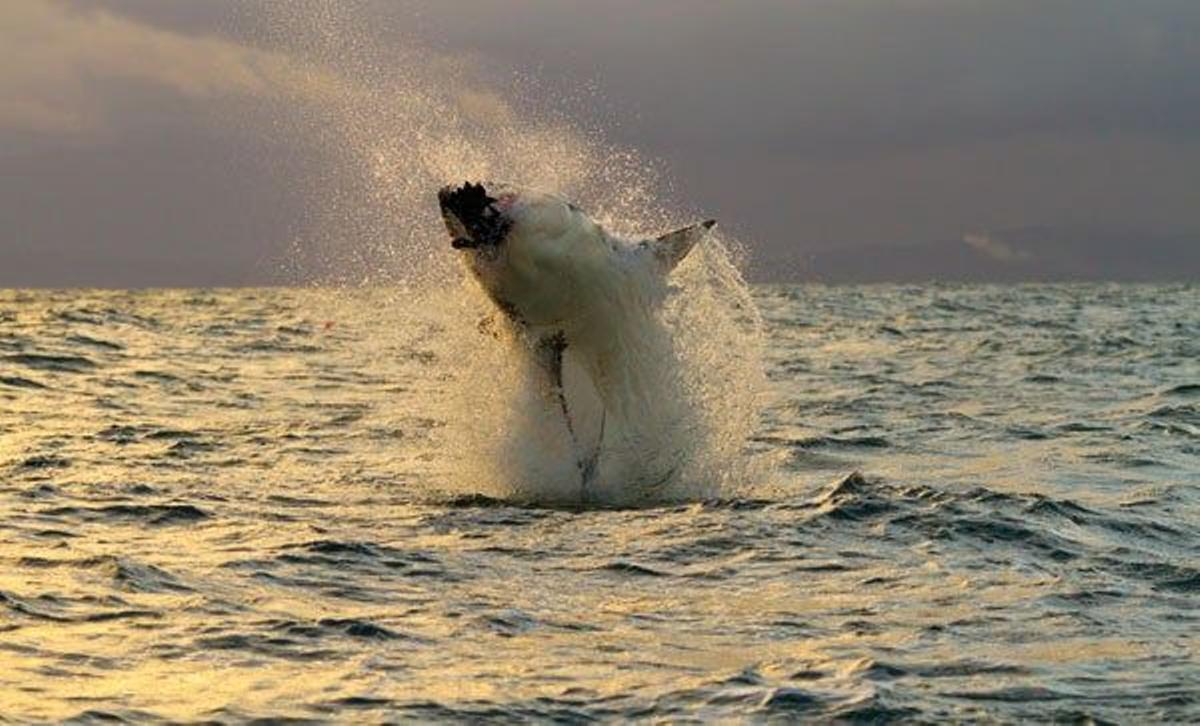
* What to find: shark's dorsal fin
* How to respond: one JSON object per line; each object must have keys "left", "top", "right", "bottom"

{"left": 645, "top": 220, "right": 715, "bottom": 273}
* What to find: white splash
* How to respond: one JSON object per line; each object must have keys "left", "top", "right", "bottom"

{"left": 264, "top": 2, "right": 770, "bottom": 505}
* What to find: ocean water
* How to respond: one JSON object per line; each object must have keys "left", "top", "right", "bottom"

{"left": 1, "top": 284, "right": 1197, "bottom": 722}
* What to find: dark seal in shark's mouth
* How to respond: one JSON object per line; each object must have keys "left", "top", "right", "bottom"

{"left": 438, "top": 182, "right": 512, "bottom": 249}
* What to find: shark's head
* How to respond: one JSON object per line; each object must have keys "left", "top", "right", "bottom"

{"left": 437, "top": 181, "right": 596, "bottom": 255}
{"left": 438, "top": 181, "right": 607, "bottom": 325}
{"left": 438, "top": 180, "right": 713, "bottom": 327}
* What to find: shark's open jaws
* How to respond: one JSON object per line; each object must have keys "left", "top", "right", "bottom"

{"left": 438, "top": 181, "right": 715, "bottom": 504}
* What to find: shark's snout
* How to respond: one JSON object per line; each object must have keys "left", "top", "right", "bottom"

{"left": 438, "top": 181, "right": 511, "bottom": 250}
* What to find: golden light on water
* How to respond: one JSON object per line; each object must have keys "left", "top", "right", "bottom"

{"left": 3, "top": 284, "right": 1198, "bottom": 721}
{"left": 2, "top": 0, "right": 1198, "bottom": 718}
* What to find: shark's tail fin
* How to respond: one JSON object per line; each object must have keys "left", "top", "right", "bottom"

{"left": 644, "top": 220, "right": 715, "bottom": 273}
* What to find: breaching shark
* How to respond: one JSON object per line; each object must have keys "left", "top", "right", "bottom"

{"left": 437, "top": 181, "right": 714, "bottom": 503}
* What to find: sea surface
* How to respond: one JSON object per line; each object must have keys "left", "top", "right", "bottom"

{"left": 1, "top": 284, "right": 1197, "bottom": 722}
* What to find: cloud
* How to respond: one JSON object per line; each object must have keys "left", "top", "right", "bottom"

{"left": 2, "top": 1, "right": 1197, "bottom": 285}
{"left": 0, "top": 0, "right": 339, "bottom": 136}
{"left": 963, "top": 232, "right": 1030, "bottom": 262}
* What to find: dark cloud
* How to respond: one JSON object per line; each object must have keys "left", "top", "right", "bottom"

{"left": 2, "top": 0, "right": 1198, "bottom": 286}
{"left": 1, "top": 120, "right": 312, "bottom": 287}
{"left": 393, "top": 1, "right": 1200, "bottom": 151}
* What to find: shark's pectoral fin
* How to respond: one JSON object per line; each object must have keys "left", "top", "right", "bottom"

{"left": 533, "top": 331, "right": 605, "bottom": 501}
{"left": 533, "top": 331, "right": 574, "bottom": 439}
{"left": 644, "top": 219, "right": 715, "bottom": 273}
{"left": 533, "top": 331, "right": 567, "bottom": 390}
{"left": 578, "top": 409, "right": 605, "bottom": 488}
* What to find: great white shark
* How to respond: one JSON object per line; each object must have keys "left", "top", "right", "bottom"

{"left": 437, "top": 181, "right": 714, "bottom": 503}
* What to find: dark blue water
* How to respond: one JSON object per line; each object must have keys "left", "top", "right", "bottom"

{"left": 1, "top": 284, "right": 1196, "bottom": 722}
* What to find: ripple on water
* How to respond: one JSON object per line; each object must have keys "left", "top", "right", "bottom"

{"left": 1, "top": 285, "right": 1197, "bottom": 722}
{"left": 0, "top": 375, "right": 48, "bottom": 389}
{"left": 65, "top": 334, "right": 125, "bottom": 351}
{"left": 4, "top": 353, "right": 97, "bottom": 372}
{"left": 37, "top": 503, "right": 209, "bottom": 526}
{"left": 19, "top": 455, "right": 71, "bottom": 470}
{"left": 0, "top": 589, "right": 161, "bottom": 624}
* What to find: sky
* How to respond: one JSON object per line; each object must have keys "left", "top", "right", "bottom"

{"left": 2, "top": 0, "right": 1198, "bottom": 286}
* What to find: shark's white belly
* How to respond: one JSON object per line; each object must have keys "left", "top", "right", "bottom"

{"left": 561, "top": 298, "right": 689, "bottom": 497}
